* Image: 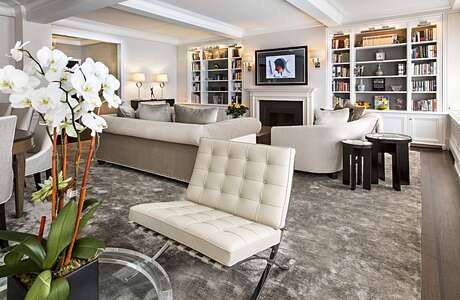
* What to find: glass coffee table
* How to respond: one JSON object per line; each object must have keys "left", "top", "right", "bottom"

{"left": 0, "top": 248, "right": 173, "bottom": 300}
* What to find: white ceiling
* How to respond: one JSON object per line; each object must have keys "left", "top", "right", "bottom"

{"left": 329, "top": 0, "right": 452, "bottom": 23}
{"left": 78, "top": 7, "right": 219, "bottom": 44}
{"left": 156, "top": 0, "right": 320, "bottom": 35}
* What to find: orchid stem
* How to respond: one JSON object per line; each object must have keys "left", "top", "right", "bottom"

{"left": 51, "top": 128, "right": 58, "bottom": 223}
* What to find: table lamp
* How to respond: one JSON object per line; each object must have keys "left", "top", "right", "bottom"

{"left": 128, "top": 72, "right": 146, "bottom": 100}
{"left": 154, "top": 74, "right": 168, "bottom": 99}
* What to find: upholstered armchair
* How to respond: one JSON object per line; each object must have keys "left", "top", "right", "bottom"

{"left": 0, "top": 103, "right": 12, "bottom": 117}
{"left": 26, "top": 124, "right": 52, "bottom": 190}
{"left": 0, "top": 116, "right": 17, "bottom": 248}
{"left": 130, "top": 138, "right": 296, "bottom": 299}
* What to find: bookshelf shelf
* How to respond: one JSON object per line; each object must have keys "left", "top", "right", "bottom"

{"left": 333, "top": 77, "right": 350, "bottom": 79}
{"left": 356, "top": 91, "right": 408, "bottom": 94}
{"left": 411, "top": 40, "right": 437, "bottom": 45}
{"left": 356, "top": 59, "right": 407, "bottom": 64}
{"left": 332, "top": 47, "right": 350, "bottom": 51}
{"left": 412, "top": 57, "right": 437, "bottom": 61}
{"left": 332, "top": 62, "right": 350, "bottom": 65}
{"left": 355, "top": 43, "right": 407, "bottom": 50}
{"left": 356, "top": 75, "right": 407, "bottom": 78}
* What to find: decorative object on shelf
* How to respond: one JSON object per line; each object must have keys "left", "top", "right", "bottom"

{"left": 226, "top": 103, "right": 249, "bottom": 118}
{"left": 375, "top": 64, "right": 384, "bottom": 76}
{"left": 357, "top": 79, "right": 366, "bottom": 91}
{"left": 150, "top": 87, "right": 156, "bottom": 99}
{"left": 212, "top": 63, "right": 220, "bottom": 69}
{"left": 0, "top": 41, "right": 118, "bottom": 299}
{"left": 310, "top": 48, "right": 324, "bottom": 68}
{"left": 392, "top": 97, "right": 405, "bottom": 110}
{"left": 374, "top": 95, "right": 390, "bottom": 110}
{"left": 128, "top": 72, "right": 146, "bottom": 100}
{"left": 375, "top": 50, "right": 385, "bottom": 61}
{"left": 373, "top": 78, "right": 386, "bottom": 91}
{"left": 255, "top": 45, "right": 308, "bottom": 85}
{"left": 356, "top": 100, "right": 371, "bottom": 109}
{"left": 398, "top": 63, "right": 406, "bottom": 75}
{"left": 154, "top": 73, "right": 168, "bottom": 99}
{"left": 391, "top": 85, "right": 403, "bottom": 92}
{"left": 242, "top": 52, "right": 254, "bottom": 71}
{"left": 355, "top": 65, "right": 365, "bottom": 77}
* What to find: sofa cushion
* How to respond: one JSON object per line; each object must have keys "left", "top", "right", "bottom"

{"left": 117, "top": 101, "right": 136, "bottom": 118}
{"left": 315, "top": 108, "right": 349, "bottom": 125}
{"left": 174, "top": 104, "right": 218, "bottom": 124}
{"left": 129, "top": 201, "right": 282, "bottom": 266}
{"left": 334, "top": 102, "right": 365, "bottom": 122}
{"left": 137, "top": 103, "right": 171, "bottom": 122}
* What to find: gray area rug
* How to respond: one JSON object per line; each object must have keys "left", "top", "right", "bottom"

{"left": 5, "top": 152, "right": 421, "bottom": 299}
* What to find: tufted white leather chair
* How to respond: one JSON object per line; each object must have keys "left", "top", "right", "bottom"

{"left": 130, "top": 138, "right": 295, "bottom": 268}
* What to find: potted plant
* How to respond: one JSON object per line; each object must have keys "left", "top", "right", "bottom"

{"left": 0, "top": 41, "right": 121, "bottom": 299}
{"left": 226, "top": 103, "right": 248, "bottom": 118}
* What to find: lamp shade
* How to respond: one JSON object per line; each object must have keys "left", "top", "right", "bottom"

{"left": 154, "top": 74, "right": 168, "bottom": 83}
{"left": 128, "top": 72, "right": 146, "bottom": 82}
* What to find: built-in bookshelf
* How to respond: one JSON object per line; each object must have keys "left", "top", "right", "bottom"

{"left": 188, "top": 45, "right": 243, "bottom": 105}
{"left": 328, "top": 19, "right": 442, "bottom": 113}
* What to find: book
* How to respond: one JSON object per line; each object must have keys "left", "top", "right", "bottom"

{"left": 374, "top": 96, "right": 390, "bottom": 110}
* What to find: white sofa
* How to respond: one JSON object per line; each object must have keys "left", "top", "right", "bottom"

{"left": 271, "top": 113, "right": 383, "bottom": 174}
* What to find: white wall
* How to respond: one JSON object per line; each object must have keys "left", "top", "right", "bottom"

{"left": 447, "top": 11, "right": 460, "bottom": 111}
{"left": 0, "top": 15, "right": 15, "bottom": 103}
{"left": 177, "top": 26, "right": 327, "bottom": 109}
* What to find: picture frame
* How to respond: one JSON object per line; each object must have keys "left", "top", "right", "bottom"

{"left": 255, "top": 46, "right": 308, "bottom": 85}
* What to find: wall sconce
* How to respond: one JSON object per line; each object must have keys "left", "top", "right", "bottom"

{"left": 242, "top": 53, "right": 254, "bottom": 72}
{"left": 154, "top": 73, "right": 168, "bottom": 99}
{"left": 310, "top": 48, "right": 324, "bottom": 69}
{"left": 128, "top": 72, "right": 146, "bottom": 99}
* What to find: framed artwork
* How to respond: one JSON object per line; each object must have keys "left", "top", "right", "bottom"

{"left": 255, "top": 46, "right": 308, "bottom": 85}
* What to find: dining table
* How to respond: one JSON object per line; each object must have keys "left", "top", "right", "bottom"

{"left": 12, "top": 129, "right": 34, "bottom": 218}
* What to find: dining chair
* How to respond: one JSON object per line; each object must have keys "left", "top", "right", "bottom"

{"left": 0, "top": 103, "right": 12, "bottom": 116}
{"left": 11, "top": 107, "right": 34, "bottom": 131}
{"left": 26, "top": 124, "right": 52, "bottom": 190}
{"left": 0, "top": 116, "right": 17, "bottom": 248}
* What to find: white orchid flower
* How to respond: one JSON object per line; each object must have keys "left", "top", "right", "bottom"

{"left": 9, "top": 41, "right": 30, "bottom": 62}
{"left": 0, "top": 65, "right": 30, "bottom": 94}
{"left": 80, "top": 58, "right": 109, "bottom": 82}
{"left": 24, "top": 60, "right": 42, "bottom": 76}
{"left": 43, "top": 101, "right": 67, "bottom": 128}
{"left": 37, "top": 47, "right": 69, "bottom": 82}
{"left": 8, "top": 76, "right": 40, "bottom": 108}
{"left": 81, "top": 112, "right": 107, "bottom": 136}
{"left": 102, "top": 75, "right": 121, "bottom": 108}
{"left": 60, "top": 70, "right": 74, "bottom": 92}
{"left": 31, "top": 84, "right": 63, "bottom": 114}
{"left": 71, "top": 71, "right": 101, "bottom": 102}
{"left": 61, "top": 120, "right": 84, "bottom": 138}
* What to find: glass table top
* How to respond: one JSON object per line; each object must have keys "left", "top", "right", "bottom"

{"left": 0, "top": 248, "right": 173, "bottom": 300}
{"left": 366, "top": 133, "right": 412, "bottom": 141}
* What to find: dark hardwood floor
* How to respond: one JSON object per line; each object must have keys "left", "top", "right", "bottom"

{"left": 420, "top": 149, "right": 460, "bottom": 300}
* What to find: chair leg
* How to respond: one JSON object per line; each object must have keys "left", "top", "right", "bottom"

{"left": 250, "top": 244, "right": 280, "bottom": 300}
{"left": 45, "top": 169, "right": 52, "bottom": 179}
{"left": 34, "top": 172, "right": 42, "bottom": 191}
{"left": 0, "top": 204, "right": 8, "bottom": 249}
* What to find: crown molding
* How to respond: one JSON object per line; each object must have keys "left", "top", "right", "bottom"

{"left": 244, "top": 21, "right": 323, "bottom": 37}
{"left": 0, "top": 2, "right": 15, "bottom": 17}
{"left": 53, "top": 17, "right": 179, "bottom": 45}
{"left": 116, "top": 0, "right": 244, "bottom": 39}
{"left": 285, "top": 0, "right": 343, "bottom": 26}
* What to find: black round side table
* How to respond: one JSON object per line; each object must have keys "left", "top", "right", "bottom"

{"left": 365, "top": 133, "right": 412, "bottom": 191}
{"left": 342, "top": 139, "right": 373, "bottom": 190}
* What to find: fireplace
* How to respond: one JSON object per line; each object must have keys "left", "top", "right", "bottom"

{"left": 259, "top": 100, "right": 303, "bottom": 126}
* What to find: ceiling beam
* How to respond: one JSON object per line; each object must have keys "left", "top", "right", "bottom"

{"left": 24, "top": 0, "right": 125, "bottom": 23}
{"left": 285, "top": 0, "right": 343, "bottom": 27}
{"left": 452, "top": 0, "right": 460, "bottom": 10}
{"left": 116, "top": 0, "right": 244, "bottom": 39}
{"left": 0, "top": 2, "right": 15, "bottom": 17}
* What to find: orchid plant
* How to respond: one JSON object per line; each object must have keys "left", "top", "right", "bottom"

{"left": 0, "top": 41, "right": 121, "bottom": 299}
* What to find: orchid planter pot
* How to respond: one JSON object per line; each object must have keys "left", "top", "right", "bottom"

{"left": 7, "top": 259, "right": 99, "bottom": 300}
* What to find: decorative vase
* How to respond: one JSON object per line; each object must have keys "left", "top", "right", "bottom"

{"left": 357, "top": 79, "right": 366, "bottom": 91}
{"left": 375, "top": 64, "right": 384, "bottom": 76}
{"left": 7, "top": 259, "right": 99, "bottom": 300}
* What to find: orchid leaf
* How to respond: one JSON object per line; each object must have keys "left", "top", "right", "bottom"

{"left": 15, "top": 238, "right": 46, "bottom": 268}
{"left": 25, "top": 270, "right": 51, "bottom": 300}
{"left": 0, "top": 259, "right": 41, "bottom": 278}
{"left": 0, "top": 230, "right": 37, "bottom": 242}
{"left": 48, "top": 277, "right": 70, "bottom": 300}
{"left": 72, "top": 237, "right": 105, "bottom": 259}
{"left": 44, "top": 201, "right": 78, "bottom": 269}
{"left": 82, "top": 198, "right": 99, "bottom": 211}
{"left": 78, "top": 201, "right": 100, "bottom": 233}
{"left": 4, "top": 247, "right": 24, "bottom": 267}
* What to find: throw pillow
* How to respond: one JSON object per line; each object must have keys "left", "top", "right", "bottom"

{"left": 315, "top": 108, "right": 349, "bottom": 125}
{"left": 334, "top": 102, "right": 365, "bottom": 122}
{"left": 136, "top": 103, "right": 171, "bottom": 122}
{"left": 174, "top": 104, "right": 218, "bottom": 124}
{"left": 117, "top": 101, "right": 136, "bottom": 118}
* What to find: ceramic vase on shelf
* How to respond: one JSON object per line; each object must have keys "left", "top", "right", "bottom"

{"left": 357, "top": 79, "right": 366, "bottom": 91}
{"left": 375, "top": 64, "right": 384, "bottom": 76}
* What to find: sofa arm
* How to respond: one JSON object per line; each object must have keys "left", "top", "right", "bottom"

{"left": 203, "top": 117, "right": 261, "bottom": 141}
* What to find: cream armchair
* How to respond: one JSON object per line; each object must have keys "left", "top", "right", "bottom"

{"left": 271, "top": 113, "right": 382, "bottom": 175}
{"left": 26, "top": 124, "right": 52, "bottom": 190}
{"left": 130, "top": 138, "right": 295, "bottom": 299}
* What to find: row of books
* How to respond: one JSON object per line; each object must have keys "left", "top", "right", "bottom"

{"left": 332, "top": 81, "right": 350, "bottom": 92}
{"left": 233, "top": 71, "right": 242, "bottom": 80}
{"left": 411, "top": 27, "right": 437, "bottom": 42}
{"left": 231, "top": 95, "right": 242, "bottom": 104}
{"left": 192, "top": 83, "right": 200, "bottom": 92}
{"left": 332, "top": 53, "right": 350, "bottom": 63}
{"left": 233, "top": 82, "right": 242, "bottom": 92}
{"left": 332, "top": 66, "right": 350, "bottom": 77}
{"left": 192, "top": 62, "right": 201, "bottom": 71}
{"left": 412, "top": 79, "right": 436, "bottom": 92}
{"left": 412, "top": 45, "right": 437, "bottom": 59}
{"left": 231, "top": 59, "right": 241, "bottom": 69}
{"left": 333, "top": 96, "right": 350, "bottom": 107}
{"left": 191, "top": 94, "right": 200, "bottom": 103}
{"left": 413, "top": 98, "right": 437, "bottom": 111}
{"left": 412, "top": 62, "right": 437, "bottom": 75}
{"left": 361, "top": 34, "right": 399, "bottom": 47}
{"left": 332, "top": 38, "right": 350, "bottom": 49}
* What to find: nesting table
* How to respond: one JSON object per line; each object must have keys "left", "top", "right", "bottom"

{"left": 342, "top": 139, "right": 373, "bottom": 190}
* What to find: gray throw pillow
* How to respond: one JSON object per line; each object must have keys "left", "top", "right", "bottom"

{"left": 334, "top": 102, "right": 366, "bottom": 122}
{"left": 117, "top": 101, "right": 136, "bottom": 118}
{"left": 136, "top": 103, "right": 171, "bottom": 122}
{"left": 174, "top": 104, "right": 218, "bottom": 124}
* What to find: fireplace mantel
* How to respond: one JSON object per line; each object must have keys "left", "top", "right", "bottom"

{"left": 246, "top": 87, "right": 316, "bottom": 126}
